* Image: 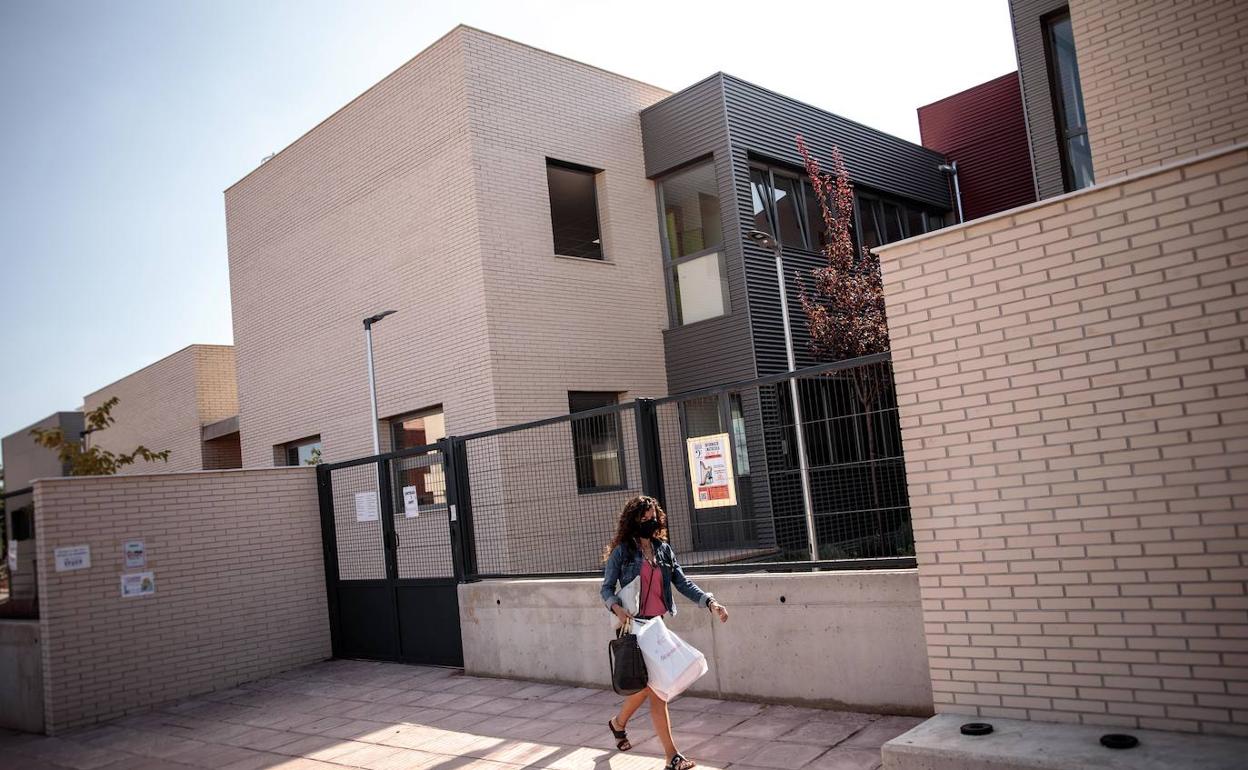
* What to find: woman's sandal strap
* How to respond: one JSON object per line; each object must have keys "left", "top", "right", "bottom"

{"left": 608, "top": 719, "right": 631, "bottom": 751}
{"left": 667, "top": 753, "right": 695, "bottom": 770}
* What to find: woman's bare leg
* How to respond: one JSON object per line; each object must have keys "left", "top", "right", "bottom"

{"left": 648, "top": 689, "right": 679, "bottom": 761}
{"left": 615, "top": 688, "right": 649, "bottom": 729}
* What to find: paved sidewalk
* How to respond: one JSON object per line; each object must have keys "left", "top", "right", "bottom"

{"left": 0, "top": 660, "right": 922, "bottom": 770}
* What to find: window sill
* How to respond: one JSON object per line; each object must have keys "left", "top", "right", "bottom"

{"left": 576, "top": 485, "right": 629, "bottom": 496}
{"left": 555, "top": 254, "right": 616, "bottom": 266}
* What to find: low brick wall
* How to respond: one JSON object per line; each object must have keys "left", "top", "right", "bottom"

{"left": 877, "top": 145, "right": 1248, "bottom": 735}
{"left": 33, "top": 468, "right": 329, "bottom": 733}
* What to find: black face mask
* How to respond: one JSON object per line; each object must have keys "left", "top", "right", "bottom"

{"left": 637, "top": 518, "right": 660, "bottom": 538}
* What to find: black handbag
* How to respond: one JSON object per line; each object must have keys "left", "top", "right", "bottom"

{"left": 608, "top": 620, "right": 648, "bottom": 695}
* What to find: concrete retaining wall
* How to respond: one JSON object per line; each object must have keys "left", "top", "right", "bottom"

{"left": 0, "top": 620, "right": 43, "bottom": 733}
{"left": 460, "top": 570, "right": 933, "bottom": 715}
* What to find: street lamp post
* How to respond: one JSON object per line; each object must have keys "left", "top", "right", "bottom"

{"left": 746, "top": 230, "right": 818, "bottom": 562}
{"left": 363, "top": 310, "right": 397, "bottom": 455}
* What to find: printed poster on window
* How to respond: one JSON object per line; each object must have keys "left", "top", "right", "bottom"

{"left": 354, "top": 491, "right": 379, "bottom": 523}
{"left": 686, "top": 433, "right": 737, "bottom": 509}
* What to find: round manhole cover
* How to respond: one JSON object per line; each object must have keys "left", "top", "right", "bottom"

{"left": 1100, "top": 734, "right": 1139, "bottom": 750}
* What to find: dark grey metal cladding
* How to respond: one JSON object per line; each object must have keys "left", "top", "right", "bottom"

{"left": 1011, "top": 0, "right": 1070, "bottom": 200}
{"left": 641, "top": 74, "right": 757, "bottom": 394}
{"left": 721, "top": 74, "right": 952, "bottom": 209}
{"left": 718, "top": 75, "right": 951, "bottom": 375}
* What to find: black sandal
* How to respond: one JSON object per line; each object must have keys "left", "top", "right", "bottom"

{"left": 666, "top": 753, "right": 695, "bottom": 770}
{"left": 608, "top": 718, "right": 631, "bottom": 752}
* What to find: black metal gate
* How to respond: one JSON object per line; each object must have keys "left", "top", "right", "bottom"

{"left": 316, "top": 439, "right": 471, "bottom": 666}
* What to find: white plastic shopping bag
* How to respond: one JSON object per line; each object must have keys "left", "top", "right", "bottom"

{"left": 633, "top": 617, "right": 708, "bottom": 701}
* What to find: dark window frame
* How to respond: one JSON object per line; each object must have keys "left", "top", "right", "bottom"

{"left": 656, "top": 158, "right": 730, "bottom": 328}
{"left": 546, "top": 158, "right": 605, "bottom": 261}
{"left": 1043, "top": 8, "right": 1093, "bottom": 192}
{"left": 568, "top": 391, "right": 628, "bottom": 494}
{"left": 749, "top": 163, "right": 824, "bottom": 253}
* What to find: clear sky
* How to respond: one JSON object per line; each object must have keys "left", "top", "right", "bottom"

{"left": 0, "top": 0, "right": 1017, "bottom": 463}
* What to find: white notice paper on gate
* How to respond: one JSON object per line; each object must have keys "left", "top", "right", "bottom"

{"left": 402, "top": 486, "right": 420, "bottom": 518}
{"left": 354, "top": 491, "right": 379, "bottom": 522}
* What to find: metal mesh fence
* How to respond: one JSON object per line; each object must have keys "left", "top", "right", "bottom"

{"left": 462, "top": 404, "right": 644, "bottom": 576}
{"left": 318, "top": 355, "right": 913, "bottom": 582}
{"left": 326, "top": 462, "right": 386, "bottom": 581}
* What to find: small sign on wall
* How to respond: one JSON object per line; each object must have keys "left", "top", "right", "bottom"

{"left": 54, "top": 545, "right": 91, "bottom": 572}
{"left": 355, "top": 491, "right": 379, "bottom": 522}
{"left": 6, "top": 540, "right": 16, "bottom": 573}
{"left": 120, "top": 571, "right": 156, "bottom": 598}
{"left": 124, "top": 540, "right": 146, "bottom": 568}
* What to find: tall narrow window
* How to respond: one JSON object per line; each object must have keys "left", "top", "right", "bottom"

{"left": 547, "top": 159, "right": 603, "bottom": 259}
{"left": 1046, "top": 11, "right": 1093, "bottom": 191}
{"left": 659, "top": 161, "right": 728, "bottom": 326}
{"left": 569, "top": 392, "right": 624, "bottom": 492}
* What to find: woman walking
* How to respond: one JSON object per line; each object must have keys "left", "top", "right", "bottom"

{"left": 601, "top": 496, "right": 729, "bottom": 770}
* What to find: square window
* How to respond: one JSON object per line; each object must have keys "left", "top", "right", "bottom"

{"left": 389, "top": 408, "right": 447, "bottom": 509}
{"left": 547, "top": 160, "right": 603, "bottom": 260}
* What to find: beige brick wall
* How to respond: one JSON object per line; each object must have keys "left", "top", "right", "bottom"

{"left": 877, "top": 145, "right": 1248, "bottom": 735}
{"left": 83, "top": 344, "right": 238, "bottom": 475}
{"left": 1073, "top": 0, "right": 1248, "bottom": 182}
{"left": 32, "top": 468, "right": 327, "bottom": 734}
{"left": 225, "top": 26, "right": 671, "bottom": 470}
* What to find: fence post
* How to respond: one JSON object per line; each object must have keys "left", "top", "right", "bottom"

{"left": 316, "top": 464, "right": 342, "bottom": 658}
{"left": 444, "top": 437, "right": 477, "bottom": 582}
{"left": 634, "top": 398, "right": 666, "bottom": 509}
{"left": 376, "top": 458, "right": 398, "bottom": 581}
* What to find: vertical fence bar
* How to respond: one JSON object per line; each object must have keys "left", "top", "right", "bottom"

{"left": 376, "top": 458, "right": 398, "bottom": 581}
{"left": 445, "top": 437, "right": 477, "bottom": 582}
{"left": 634, "top": 398, "right": 666, "bottom": 510}
{"left": 316, "top": 464, "right": 342, "bottom": 658}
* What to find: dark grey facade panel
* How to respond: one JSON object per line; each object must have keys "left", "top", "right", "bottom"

{"left": 721, "top": 75, "right": 952, "bottom": 209}
{"left": 642, "top": 74, "right": 758, "bottom": 394}
{"left": 640, "top": 74, "right": 729, "bottom": 178}
{"left": 1011, "top": 0, "right": 1070, "bottom": 200}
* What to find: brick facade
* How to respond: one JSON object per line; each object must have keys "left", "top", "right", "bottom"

{"left": 32, "top": 468, "right": 327, "bottom": 733}
{"left": 1072, "top": 0, "right": 1248, "bottom": 182}
{"left": 877, "top": 146, "right": 1248, "bottom": 735}
{"left": 83, "top": 344, "right": 238, "bottom": 474}
{"left": 225, "top": 26, "right": 671, "bottom": 469}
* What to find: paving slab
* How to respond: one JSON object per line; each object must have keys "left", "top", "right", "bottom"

{"left": 882, "top": 713, "right": 1248, "bottom": 770}
{"left": 0, "top": 660, "right": 908, "bottom": 770}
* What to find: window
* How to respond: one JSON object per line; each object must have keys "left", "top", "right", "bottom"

{"left": 547, "top": 159, "right": 603, "bottom": 259}
{"left": 659, "top": 162, "right": 728, "bottom": 325}
{"left": 749, "top": 165, "right": 825, "bottom": 251}
{"left": 390, "top": 407, "right": 447, "bottom": 509}
{"left": 854, "top": 191, "right": 947, "bottom": 249}
{"left": 752, "top": 161, "right": 949, "bottom": 251}
{"left": 280, "top": 436, "right": 322, "bottom": 466}
{"left": 569, "top": 391, "right": 624, "bottom": 492}
{"left": 1046, "top": 11, "right": 1093, "bottom": 191}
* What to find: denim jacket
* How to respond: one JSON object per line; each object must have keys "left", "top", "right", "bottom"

{"left": 600, "top": 539, "right": 713, "bottom": 617}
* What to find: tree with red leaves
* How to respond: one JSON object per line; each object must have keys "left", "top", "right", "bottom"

{"left": 796, "top": 136, "right": 891, "bottom": 549}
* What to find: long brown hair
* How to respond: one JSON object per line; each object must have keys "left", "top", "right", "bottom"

{"left": 602, "top": 495, "right": 668, "bottom": 562}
